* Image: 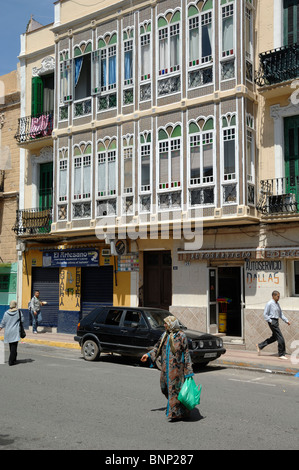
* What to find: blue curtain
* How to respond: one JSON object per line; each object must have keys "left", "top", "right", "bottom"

{"left": 125, "top": 51, "right": 132, "bottom": 80}
{"left": 109, "top": 56, "right": 116, "bottom": 86}
{"left": 101, "top": 58, "right": 107, "bottom": 88}
{"left": 75, "top": 57, "right": 83, "bottom": 87}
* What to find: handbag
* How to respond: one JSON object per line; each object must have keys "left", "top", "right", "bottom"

{"left": 19, "top": 310, "right": 26, "bottom": 339}
{"left": 178, "top": 377, "right": 202, "bottom": 411}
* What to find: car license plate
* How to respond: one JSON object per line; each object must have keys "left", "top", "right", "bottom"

{"left": 204, "top": 352, "right": 217, "bottom": 358}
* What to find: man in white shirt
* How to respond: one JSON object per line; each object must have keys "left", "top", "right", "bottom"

{"left": 256, "top": 291, "right": 291, "bottom": 359}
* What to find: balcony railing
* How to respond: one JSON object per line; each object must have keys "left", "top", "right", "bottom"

{"left": 15, "top": 111, "right": 53, "bottom": 143}
{"left": 13, "top": 207, "right": 52, "bottom": 236}
{"left": 0, "top": 170, "right": 4, "bottom": 192}
{"left": 256, "top": 177, "right": 299, "bottom": 215}
{"left": 255, "top": 44, "right": 299, "bottom": 87}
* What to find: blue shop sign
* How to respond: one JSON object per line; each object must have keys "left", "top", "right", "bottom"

{"left": 43, "top": 249, "right": 99, "bottom": 267}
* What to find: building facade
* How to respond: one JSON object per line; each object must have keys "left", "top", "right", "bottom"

{"left": 0, "top": 70, "right": 20, "bottom": 320}
{"left": 14, "top": 0, "right": 299, "bottom": 352}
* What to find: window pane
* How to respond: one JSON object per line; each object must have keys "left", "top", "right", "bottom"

{"left": 159, "top": 145, "right": 168, "bottom": 184}
{"left": 202, "top": 23, "right": 212, "bottom": 60}
{"left": 203, "top": 142, "right": 213, "bottom": 177}
{"left": 98, "top": 154, "right": 106, "bottom": 194}
{"left": 190, "top": 145, "right": 201, "bottom": 180}
{"left": 224, "top": 139, "right": 235, "bottom": 175}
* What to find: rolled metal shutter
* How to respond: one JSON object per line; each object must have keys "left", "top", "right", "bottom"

{"left": 81, "top": 266, "right": 113, "bottom": 318}
{"left": 31, "top": 267, "right": 59, "bottom": 327}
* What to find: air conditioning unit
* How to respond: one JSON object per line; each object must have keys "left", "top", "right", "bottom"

{"left": 268, "top": 193, "right": 297, "bottom": 214}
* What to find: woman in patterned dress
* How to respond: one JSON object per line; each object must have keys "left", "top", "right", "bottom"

{"left": 141, "top": 315, "right": 194, "bottom": 421}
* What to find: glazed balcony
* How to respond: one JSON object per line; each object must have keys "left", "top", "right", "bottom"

{"left": 256, "top": 177, "right": 299, "bottom": 216}
{"left": 13, "top": 207, "right": 53, "bottom": 236}
{"left": 15, "top": 111, "right": 53, "bottom": 145}
{"left": 255, "top": 44, "right": 299, "bottom": 87}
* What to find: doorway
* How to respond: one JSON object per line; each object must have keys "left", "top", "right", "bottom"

{"left": 209, "top": 266, "right": 243, "bottom": 337}
{"left": 39, "top": 162, "right": 53, "bottom": 210}
{"left": 143, "top": 251, "right": 172, "bottom": 310}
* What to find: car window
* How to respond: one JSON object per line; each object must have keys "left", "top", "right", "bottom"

{"left": 123, "top": 311, "right": 147, "bottom": 329}
{"left": 144, "top": 309, "right": 186, "bottom": 329}
{"left": 104, "top": 309, "right": 123, "bottom": 326}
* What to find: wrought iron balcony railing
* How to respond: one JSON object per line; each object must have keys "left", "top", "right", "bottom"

{"left": 255, "top": 44, "right": 299, "bottom": 87}
{"left": 15, "top": 111, "right": 53, "bottom": 143}
{"left": 0, "top": 170, "right": 4, "bottom": 193}
{"left": 256, "top": 177, "right": 299, "bottom": 215}
{"left": 13, "top": 207, "right": 52, "bottom": 236}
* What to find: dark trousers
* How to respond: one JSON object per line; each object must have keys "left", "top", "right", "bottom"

{"left": 8, "top": 342, "right": 18, "bottom": 365}
{"left": 258, "top": 319, "right": 286, "bottom": 356}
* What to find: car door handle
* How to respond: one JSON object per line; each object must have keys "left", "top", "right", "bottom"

{"left": 121, "top": 329, "right": 128, "bottom": 333}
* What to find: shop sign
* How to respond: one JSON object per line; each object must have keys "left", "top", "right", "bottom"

{"left": 178, "top": 250, "right": 254, "bottom": 262}
{"left": 43, "top": 249, "right": 99, "bottom": 267}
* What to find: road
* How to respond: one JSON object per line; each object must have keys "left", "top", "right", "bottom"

{"left": 1, "top": 342, "right": 298, "bottom": 451}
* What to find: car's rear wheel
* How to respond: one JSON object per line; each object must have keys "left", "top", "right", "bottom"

{"left": 82, "top": 339, "right": 100, "bottom": 361}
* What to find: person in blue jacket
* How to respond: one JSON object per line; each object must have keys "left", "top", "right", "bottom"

{"left": 0, "top": 300, "right": 24, "bottom": 366}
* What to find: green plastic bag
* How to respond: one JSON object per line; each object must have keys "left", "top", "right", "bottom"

{"left": 178, "top": 377, "right": 202, "bottom": 410}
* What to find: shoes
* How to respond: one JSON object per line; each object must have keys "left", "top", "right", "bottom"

{"left": 279, "top": 355, "right": 288, "bottom": 360}
{"left": 256, "top": 344, "right": 261, "bottom": 356}
{"left": 33, "top": 331, "right": 38, "bottom": 334}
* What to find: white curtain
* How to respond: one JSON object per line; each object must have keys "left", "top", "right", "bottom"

{"left": 223, "top": 16, "right": 234, "bottom": 53}
{"left": 159, "top": 37, "right": 167, "bottom": 71}
{"left": 59, "top": 166, "right": 67, "bottom": 198}
{"left": 171, "top": 149, "right": 180, "bottom": 182}
{"left": 170, "top": 33, "right": 180, "bottom": 67}
{"left": 98, "top": 158, "right": 106, "bottom": 194}
{"left": 159, "top": 151, "right": 168, "bottom": 185}
{"left": 189, "top": 27, "right": 199, "bottom": 62}
{"left": 108, "top": 158, "right": 116, "bottom": 193}
{"left": 74, "top": 162, "right": 81, "bottom": 196}
{"left": 141, "top": 42, "right": 151, "bottom": 77}
{"left": 83, "top": 162, "right": 91, "bottom": 195}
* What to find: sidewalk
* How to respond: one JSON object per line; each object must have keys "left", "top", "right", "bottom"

{"left": 1, "top": 330, "right": 299, "bottom": 376}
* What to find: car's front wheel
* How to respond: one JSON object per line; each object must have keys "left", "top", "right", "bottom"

{"left": 82, "top": 339, "right": 100, "bottom": 361}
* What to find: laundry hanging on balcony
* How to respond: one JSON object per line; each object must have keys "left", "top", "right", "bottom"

{"left": 30, "top": 114, "right": 51, "bottom": 139}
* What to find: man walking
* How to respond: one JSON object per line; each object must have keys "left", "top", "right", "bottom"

{"left": 256, "top": 290, "right": 291, "bottom": 360}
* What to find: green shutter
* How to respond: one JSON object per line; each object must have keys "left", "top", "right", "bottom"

{"left": 31, "top": 76, "right": 44, "bottom": 116}
{"left": 284, "top": 116, "right": 299, "bottom": 203}
{"left": 283, "top": 0, "right": 299, "bottom": 46}
{"left": 39, "top": 162, "right": 53, "bottom": 210}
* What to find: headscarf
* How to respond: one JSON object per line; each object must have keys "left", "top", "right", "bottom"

{"left": 156, "top": 315, "right": 181, "bottom": 357}
{"left": 9, "top": 300, "right": 18, "bottom": 312}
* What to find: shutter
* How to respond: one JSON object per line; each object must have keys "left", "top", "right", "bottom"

{"left": 81, "top": 266, "right": 113, "bottom": 317}
{"left": 32, "top": 268, "right": 59, "bottom": 327}
{"left": 31, "top": 76, "right": 44, "bottom": 116}
{"left": 283, "top": 0, "right": 298, "bottom": 45}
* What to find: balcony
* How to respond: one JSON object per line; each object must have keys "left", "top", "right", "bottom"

{"left": 256, "top": 177, "right": 299, "bottom": 216}
{"left": 13, "top": 207, "right": 52, "bottom": 236}
{"left": 255, "top": 44, "right": 299, "bottom": 87}
{"left": 15, "top": 111, "right": 53, "bottom": 144}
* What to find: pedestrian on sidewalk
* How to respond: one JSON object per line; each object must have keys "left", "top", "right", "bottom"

{"left": 141, "top": 315, "right": 194, "bottom": 421}
{"left": 29, "top": 290, "right": 47, "bottom": 334}
{"left": 0, "top": 300, "right": 24, "bottom": 366}
{"left": 256, "top": 290, "right": 291, "bottom": 360}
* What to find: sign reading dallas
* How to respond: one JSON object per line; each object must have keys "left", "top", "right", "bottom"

{"left": 43, "top": 249, "right": 99, "bottom": 267}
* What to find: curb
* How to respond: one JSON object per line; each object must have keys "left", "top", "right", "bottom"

{"left": 213, "top": 357, "right": 299, "bottom": 376}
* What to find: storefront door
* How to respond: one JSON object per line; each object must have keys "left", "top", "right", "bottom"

{"left": 143, "top": 251, "right": 172, "bottom": 310}
{"left": 208, "top": 266, "right": 243, "bottom": 337}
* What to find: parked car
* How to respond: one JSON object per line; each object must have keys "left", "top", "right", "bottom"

{"left": 74, "top": 306, "right": 226, "bottom": 367}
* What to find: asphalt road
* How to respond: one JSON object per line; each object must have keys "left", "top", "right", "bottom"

{"left": 1, "top": 342, "right": 299, "bottom": 451}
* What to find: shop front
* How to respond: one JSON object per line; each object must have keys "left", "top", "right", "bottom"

{"left": 21, "top": 243, "right": 133, "bottom": 333}
{"left": 176, "top": 245, "right": 299, "bottom": 351}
